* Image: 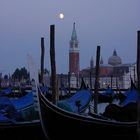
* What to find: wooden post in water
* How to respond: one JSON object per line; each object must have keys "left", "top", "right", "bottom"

{"left": 68, "top": 72, "right": 71, "bottom": 95}
{"left": 94, "top": 46, "right": 100, "bottom": 114}
{"left": 40, "top": 37, "right": 45, "bottom": 85}
{"left": 134, "top": 66, "right": 136, "bottom": 83}
{"left": 89, "top": 71, "right": 92, "bottom": 89}
{"left": 110, "top": 75, "right": 113, "bottom": 89}
{"left": 137, "top": 30, "right": 140, "bottom": 138}
{"left": 50, "top": 24, "right": 57, "bottom": 104}
{"left": 0, "top": 73, "right": 2, "bottom": 88}
{"left": 60, "top": 73, "right": 63, "bottom": 96}
{"left": 76, "top": 74, "right": 79, "bottom": 88}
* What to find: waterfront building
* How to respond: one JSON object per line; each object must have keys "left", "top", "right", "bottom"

{"left": 45, "top": 24, "right": 136, "bottom": 90}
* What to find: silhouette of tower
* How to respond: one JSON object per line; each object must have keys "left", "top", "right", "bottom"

{"left": 69, "top": 22, "right": 79, "bottom": 74}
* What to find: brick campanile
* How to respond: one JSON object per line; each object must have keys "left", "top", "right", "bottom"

{"left": 69, "top": 22, "right": 79, "bottom": 74}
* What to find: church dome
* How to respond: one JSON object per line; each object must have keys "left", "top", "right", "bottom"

{"left": 108, "top": 49, "right": 122, "bottom": 66}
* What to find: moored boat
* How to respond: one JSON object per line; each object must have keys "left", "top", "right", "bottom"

{"left": 38, "top": 86, "right": 138, "bottom": 140}
{"left": 102, "top": 79, "right": 138, "bottom": 122}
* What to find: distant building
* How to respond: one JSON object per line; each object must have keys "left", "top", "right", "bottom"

{"left": 79, "top": 49, "right": 136, "bottom": 89}
{"left": 45, "top": 24, "right": 136, "bottom": 90}
{"left": 108, "top": 49, "right": 122, "bottom": 66}
{"left": 69, "top": 22, "right": 79, "bottom": 75}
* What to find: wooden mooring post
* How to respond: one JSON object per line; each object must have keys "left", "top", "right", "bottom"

{"left": 40, "top": 37, "right": 45, "bottom": 85}
{"left": 94, "top": 46, "right": 100, "bottom": 114}
{"left": 68, "top": 72, "right": 71, "bottom": 95}
{"left": 50, "top": 24, "right": 57, "bottom": 104}
{"left": 137, "top": 30, "right": 140, "bottom": 139}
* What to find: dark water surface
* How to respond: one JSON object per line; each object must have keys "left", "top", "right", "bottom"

{"left": 0, "top": 122, "right": 47, "bottom": 140}
{"left": 0, "top": 123, "right": 139, "bottom": 140}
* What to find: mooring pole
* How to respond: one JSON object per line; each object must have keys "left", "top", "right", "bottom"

{"left": 94, "top": 46, "right": 100, "bottom": 114}
{"left": 40, "top": 37, "right": 45, "bottom": 85}
{"left": 137, "top": 30, "right": 140, "bottom": 139}
{"left": 50, "top": 24, "right": 57, "bottom": 104}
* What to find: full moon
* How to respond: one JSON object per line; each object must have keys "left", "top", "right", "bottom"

{"left": 59, "top": 13, "right": 64, "bottom": 19}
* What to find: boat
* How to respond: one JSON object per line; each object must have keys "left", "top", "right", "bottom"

{"left": 11, "top": 91, "right": 38, "bottom": 121}
{"left": 97, "top": 86, "right": 115, "bottom": 103}
{"left": 102, "top": 79, "right": 138, "bottom": 122}
{"left": 38, "top": 86, "right": 138, "bottom": 140}
{"left": 0, "top": 86, "right": 31, "bottom": 98}
{"left": 57, "top": 78, "right": 92, "bottom": 113}
{"left": 0, "top": 88, "right": 45, "bottom": 140}
{"left": 57, "top": 89, "right": 92, "bottom": 113}
{"left": 0, "top": 95, "right": 23, "bottom": 122}
{"left": 0, "top": 90, "right": 38, "bottom": 122}
{"left": 116, "top": 78, "right": 137, "bottom": 104}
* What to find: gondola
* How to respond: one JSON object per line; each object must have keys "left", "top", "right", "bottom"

{"left": 0, "top": 90, "right": 46, "bottom": 139}
{"left": 38, "top": 87, "right": 138, "bottom": 140}
{"left": 57, "top": 79, "right": 92, "bottom": 113}
{"left": 97, "top": 86, "right": 115, "bottom": 103}
{"left": 102, "top": 79, "right": 138, "bottom": 122}
{"left": 0, "top": 86, "right": 31, "bottom": 98}
{"left": 0, "top": 91, "right": 36, "bottom": 121}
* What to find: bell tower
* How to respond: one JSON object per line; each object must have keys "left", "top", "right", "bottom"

{"left": 69, "top": 22, "right": 79, "bottom": 74}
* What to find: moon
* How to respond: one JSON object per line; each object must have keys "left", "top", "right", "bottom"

{"left": 59, "top": 13, "right": 64, "bottom": 19}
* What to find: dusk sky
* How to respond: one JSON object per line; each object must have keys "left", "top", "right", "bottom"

{"left": 0, "top": 0, "right": 140, "bottom": 75}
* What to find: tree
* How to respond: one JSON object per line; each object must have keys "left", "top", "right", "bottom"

{"left": 12, "top": 67, "right": 29, "bottom": 81}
